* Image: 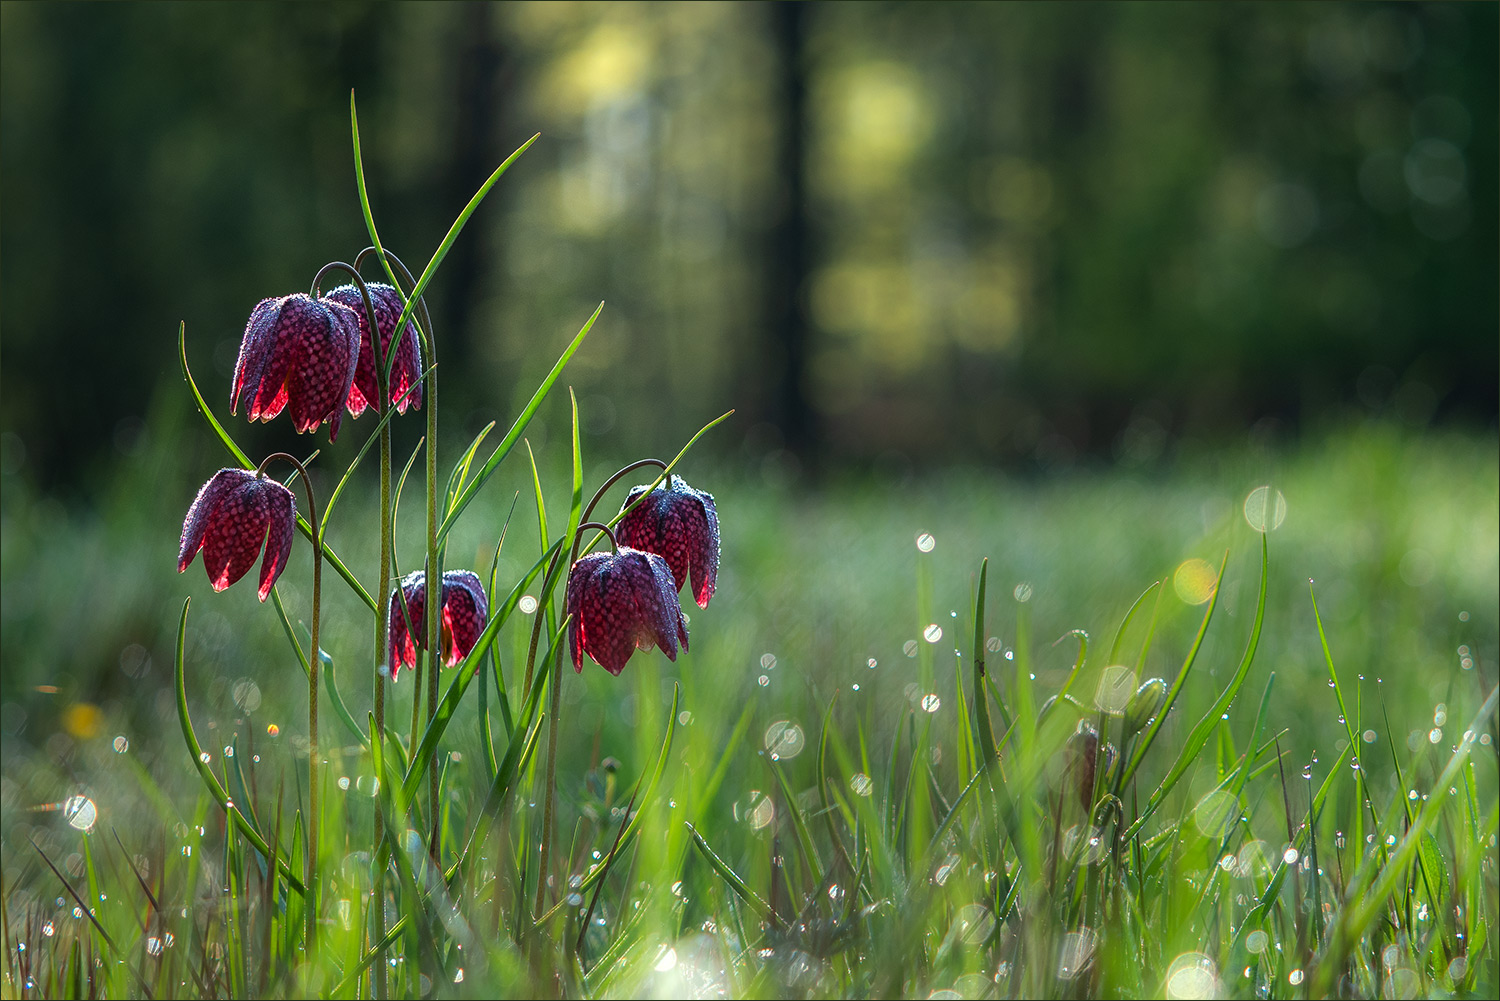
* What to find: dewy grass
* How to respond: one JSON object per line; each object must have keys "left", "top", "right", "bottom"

{"left": 3, "top": 105, "right": 1498, "bottom": 998}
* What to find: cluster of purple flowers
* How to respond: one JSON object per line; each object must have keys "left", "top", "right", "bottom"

{"left": 178, "top": 285, "right": 719, "bottom": 679}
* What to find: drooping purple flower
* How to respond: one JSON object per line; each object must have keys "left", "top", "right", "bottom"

{"left": 565, "top": 548, "right": 688, "bottom": 675}
{"left": 178, "top": 468, "right": 296, "bottom": 601}
{"left": 615, "top": 475, "right": 720, "bottom": 608}
{"left": 231, "top": 293, "right": 361, "bottom": 442}
{"left": 1066, "top": 721, "right": 1117, "bottom": 812}
{"left": 324, "top": 283, "right": 423, "bottom": 418}
{"left": 387, "top": 570, "right": 489, "bottom": 680}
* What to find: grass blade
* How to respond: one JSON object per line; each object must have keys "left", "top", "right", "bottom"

{"left": 687, "top": 823, "right": 783, "bottom": 930}
{"left": 439, "top": 303, "right": 603, "bottom": 543}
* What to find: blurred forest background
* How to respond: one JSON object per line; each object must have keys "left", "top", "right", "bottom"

{"left": 2, "top": 1, "right": 1495, "bottom": 493}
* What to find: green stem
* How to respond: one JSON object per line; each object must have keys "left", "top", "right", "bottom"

{"left": 374, "top": 337, "right": 393, "bottom": 1001}
{"left": 535, "top": 522, "right": 618, "bottom": 920}
{"left": 257, "top": 451, "right": 322, "bottom": 958}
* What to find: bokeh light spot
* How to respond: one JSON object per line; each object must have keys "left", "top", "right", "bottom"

{"left": 1173, "top": 559, "right": 1218, "bottom": 605}
{"left": 1242, "top": 486, "right": 1287, "bottom": 533}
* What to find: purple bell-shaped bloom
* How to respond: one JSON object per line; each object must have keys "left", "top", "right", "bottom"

{"left": 325, "top": 282, "right": 424, "bottom": 418}
{"left": 615, "top": 475, "right": 720, "bottom": 608}
{"left": 565, "top": 548, "right": 688, "bottom": 675}
{"left": 230, "top": 293, "right": 361, "bottom": 441}
{"left": 178, "top": 468, "right": 297, "bottom": 601}
{"left": 387, "top": 570, "right": 489, "bottom": 680}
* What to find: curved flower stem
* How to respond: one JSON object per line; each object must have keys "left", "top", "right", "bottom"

{"left": 571, "top": 520, "right": 619, "bottom": 557}
{"left": 257, "top": 451, "right": 322, "bottom": 958}
{"left": 579, "top": 459, "right": 666, "bottom": 526}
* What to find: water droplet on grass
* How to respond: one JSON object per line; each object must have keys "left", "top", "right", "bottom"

{"left": 924, "top": 625, "right": 943, "bottom": 643}
{"left": 64, "top": 795, "right": 97, "bottom": 832}
{"left": 916, "top": 533, "right": 935, "bottom": 553}
{"left": 112, "top": 736, "right": 129, "bottom": 753}
{"left": 761, "top": 653, "right": 777, "bottom": 670}
{"left": 921, "top": 694, "right": 941, "bottom": 713}
{"left": 904, "top": 641, "right": 918, "bottom": 657}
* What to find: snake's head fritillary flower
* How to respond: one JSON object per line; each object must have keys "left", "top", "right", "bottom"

{"left": 231, "top": 293, "right": 361, "bottom": 442}
{"left": 178, "top": 468, "right": 296, "bottom": 601}
{"left": 565, "top": 548, "right": 688, "bottom": 675}
{"left": 387, "top": 570, "right": 489, "bottom": 680}
{"left": 615, "top": 475, "right": 720, "bottom": 608}
{"left": 1066, "top": 720, "right": 1117, "bottom": 812}
{"left": 325, "top": 282, "right": 423, "bottom": 418}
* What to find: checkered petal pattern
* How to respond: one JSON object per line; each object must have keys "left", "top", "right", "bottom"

{"left": 326, "top": 282, "right": 424, "bottom": 418}
{"left": 387, "top": 569, "right": 491, "bottom": 680}
{"left": 230, "top": 293, "right": 361, "bottom": 442}
{"left": 566, "top": 548, "right": 688, "bottom": 676}
{"left": 616, "top": 475, "right": 720, "bottom": 608}
{"left": 178, "top": 468, "right": 298, "bottom": 601}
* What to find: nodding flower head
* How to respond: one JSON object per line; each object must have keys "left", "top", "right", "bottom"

{"left": 231, "top": 293, "right": 361, "bottom": 441}
{"left": 1066, "top": 720, "right": 1117, "bottom": 813}
{"left": 178, "top": 468, "right": 296, "bottom": 601}
{"left": 565, "top": 548, "right": 688, "bottom": 675}
{"left": 387, "top": 570, "right": 489, "bottom": 680}
{"left": 325, "top": 282, "right": 423, "bottom": 418}
{"left": 615, "top": 475, "right": 719, "bottom": 608}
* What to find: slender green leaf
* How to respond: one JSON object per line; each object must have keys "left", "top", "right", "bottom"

{"left": 687, "top": 822, "right": 782, "bottom": 929}
{"left": 439, "top": 303, "right": 603, "bottom": 543}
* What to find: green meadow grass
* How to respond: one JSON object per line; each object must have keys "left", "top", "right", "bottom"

{"left": 1, "top": 422, "right": 1494, "bottom": 998}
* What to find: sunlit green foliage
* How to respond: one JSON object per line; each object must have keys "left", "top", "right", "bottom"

{"left": 2, "top": 425, "right": 1494, "bottom": 997}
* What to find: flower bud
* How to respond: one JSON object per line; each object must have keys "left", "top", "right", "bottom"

{"left": 1123, "top": 677, "right": 1167, "bottom": 736}
{"left": 1066, "top": 721, "right": 1116, "bottom": 811}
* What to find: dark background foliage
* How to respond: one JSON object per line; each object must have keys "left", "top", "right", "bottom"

{"left": 1, "top": 1, "right": 1495, "bottom": 493}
